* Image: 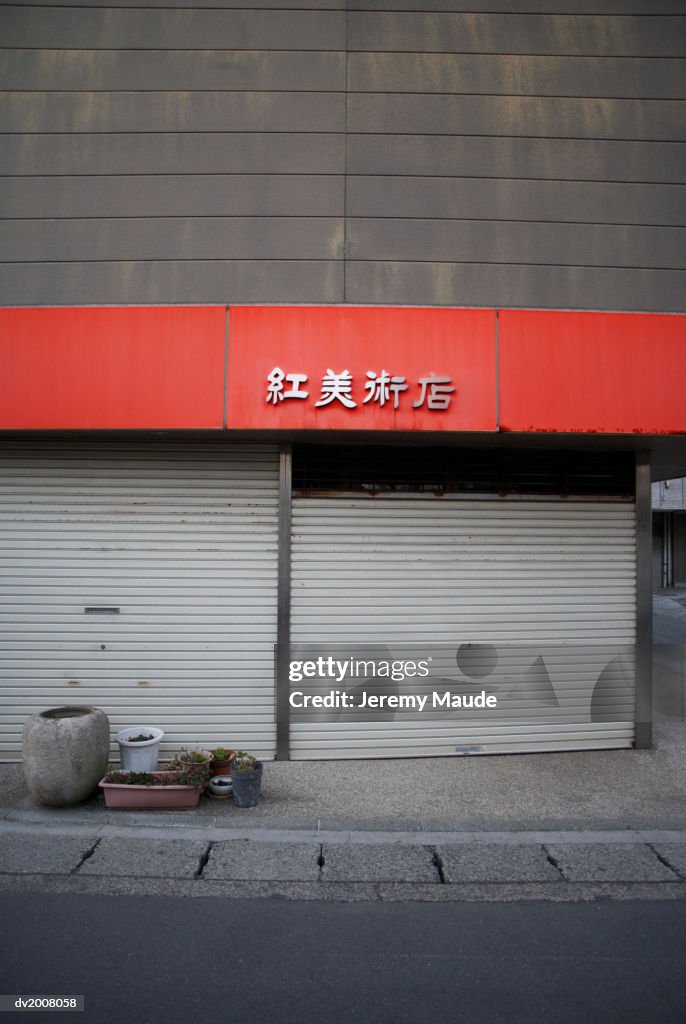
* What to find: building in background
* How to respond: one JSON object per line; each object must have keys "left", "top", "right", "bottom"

{"left": 1, "top": 2, "right": 685, "bottom": 763}
{"left": 653, "top": 479, "right": 686, "bottom": 589}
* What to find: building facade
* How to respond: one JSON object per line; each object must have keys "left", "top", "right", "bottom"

{"left": 653, "top": 478, "right": 686, "bottom": 588}
{"left": 1, "top": 1, "right": 685, "bottom": 762}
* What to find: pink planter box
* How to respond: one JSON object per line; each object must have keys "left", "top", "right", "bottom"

{"left": 99, "top": 771, "right": 202, "bottom": 810}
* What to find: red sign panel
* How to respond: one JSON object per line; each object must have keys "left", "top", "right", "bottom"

{"left": 226, "top": 306, "right": 497, "bottom": 431}
{"left": 499, "top": 310, "right": 686, "bottom": 435}
{"left": 2, "top": 305, "right": 685, "bottom": 435}
{"left": 0, "top": 306, "right": 225, "bottom": 430}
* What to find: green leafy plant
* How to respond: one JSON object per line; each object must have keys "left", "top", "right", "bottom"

{"left": 126, "top": 771, "right": 158, "bottom": 785}
{"left": 165, "top": 747, "right": 212, "bottom": 787}
{"left": 232, "top": 751, "right": 257, "bottom": 773}
{"left": 103, "top": 768, "right": 208, "bottom": 787}
{"left": 104, "top": 770, "right": 168, "bottom": 786}
{"left": 177, "top": 747, "right": 210, "bottom": 764}
{"left": 211, "top": 747, "right": 234, "bottom": 761}
{"left": 128, "top": 733, "right": 154, "bottom": 743}
{"left": 167, "top": 747, "right": 210, "bottom": 772}
{"left": 176, "top": 763, "right": 210, "bottom": 788}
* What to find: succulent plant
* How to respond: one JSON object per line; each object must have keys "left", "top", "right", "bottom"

{"left": 232, "top": 751, "right": 258, "bottom": 773}
{"left": 211, "top": 747, "right": 234, "bottom": 761}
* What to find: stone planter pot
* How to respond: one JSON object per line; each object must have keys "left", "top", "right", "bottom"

{"left": 22, "top": 706, "right": 110, "bottom": 807}
{"left": 116, "top": 726, "right": 164, "bottom": 772}
{"left": 231, "top": 762, "right": 263, "bottom": 808}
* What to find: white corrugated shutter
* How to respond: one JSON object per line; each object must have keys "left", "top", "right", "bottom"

{"left": 290, "top": 497, "right": 636, "bottom": 758}
{"left": 0, "top": 440, "right": 279, "bottom": 761}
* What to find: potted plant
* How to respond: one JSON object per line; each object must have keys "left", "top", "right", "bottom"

{"left": 170, "top": 746, "right": 212, "bottom": 771}
{"left": 230, "top": 750, "right": 263, "bottom": 808}
{"left": 209, "top": 747, "right": 236, "bottom": 777}
{"left": 99, "top": 764, "right": 209, "bottom": 810}
{"left": 115, "top": 726, "right": 164, "bottom": 772}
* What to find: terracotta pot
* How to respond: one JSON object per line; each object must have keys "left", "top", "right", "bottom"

{"left": 209, "top": 749, "right": 236, "bottom": 777}
{"left": 99, "top": 771, "right": 202, "bottom": 810}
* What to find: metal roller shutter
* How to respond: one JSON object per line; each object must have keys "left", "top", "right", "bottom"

{"left": 0, "top": 440, "right": 279, "bottom": 761}
{"left": 290, "top": 496, "right": 636, "bottom": 758}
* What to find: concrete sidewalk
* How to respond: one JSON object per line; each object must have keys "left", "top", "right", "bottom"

{"left": 0, "top": 595, "right": 684, "bottom": 900}
{"left": 1, "top": 817, "right": 686, "bottom": 902}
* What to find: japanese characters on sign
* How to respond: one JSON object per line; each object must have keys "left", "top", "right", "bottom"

{"left": 266, "top": 368, "right": 456, "bottom": 412}
{"left": 227, "top": 305, "right": 495, "bottom": 431}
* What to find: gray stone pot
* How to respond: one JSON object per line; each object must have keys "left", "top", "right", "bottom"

{"left": 231, "top": 762, "right": 263, "bottom": 808}
{"left": 22, "top": 706, "right": 110, "bottom": 807}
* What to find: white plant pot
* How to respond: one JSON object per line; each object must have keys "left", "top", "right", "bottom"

{"left": 116, "top": 726, "right": 164, "bottom": 772}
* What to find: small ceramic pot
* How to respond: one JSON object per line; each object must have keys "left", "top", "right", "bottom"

{"left": 207, "top": 774, "right": 233, "bottom": 799}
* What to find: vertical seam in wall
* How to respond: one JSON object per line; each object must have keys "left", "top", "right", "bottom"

{"left": 495, "top": 308, "right": 501, "bottom": 431}
{"left": 635, "top": 450, "right": 653, "bottom": 749}
{"left": 223, "top": 305, "right": 229, "bottom": 430}
{"left": 276, "top": 445, "right": 293, "bottom": 760}
{"left": 343, "top": 1, "right": 349, "bottom": 303}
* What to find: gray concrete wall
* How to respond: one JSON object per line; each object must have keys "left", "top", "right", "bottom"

{"left": 1, "top": 1, "right": 684, "bottom": 309}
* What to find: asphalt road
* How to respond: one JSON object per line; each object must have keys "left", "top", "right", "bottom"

{"left": 1, "top": 894, "right": 686, "bottom": 1024}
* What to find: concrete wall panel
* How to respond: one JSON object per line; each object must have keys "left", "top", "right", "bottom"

{"left": 347, "top": 219, "right": 686, "bottom": 270}
{"left": 3, "top": 0, "right": 674, "bottom": 9}
{"left": 1, "top": 4, "right": 684, "bottom": 311}
{"left": 347, "top": 1, "right": 681, "bottom": 12}
{"left": 0, "top": 8, "right": 346, "bottom": 50}
{"left": 346, "top": 262, "right": 686, "bottom": 313}
{"left": 347, "top": 177, "right": 686, "bottom": 227}
{"left": 2, "top": 218, "right": 345, "bottom": 262}
{"left": 0, "top": 133, "right": 345, "bottom": 176}
{"left": 0, "top": 91, "right": 346, "bottom": 133}
{"left": 0, "top": 175, "right": 345, "bottom": 218}
{"left": 0, "top": 49, "right": 345, "bottom": 92}
{"left": 347, "top": 94, "right": 685, "bottom": 141}
{"left": 347, "top": 12, "right": 686, "bottom": 56}
{"left": 0, "top": 261, "right": 344, "bottom": 306}
{"left": 348, "top": 53, "right": 685, "bottom": 99}
{"left": 346, "top": 135, "right": 686, "bottom": 185}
